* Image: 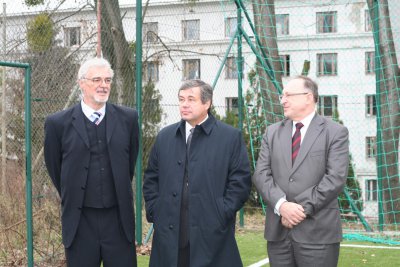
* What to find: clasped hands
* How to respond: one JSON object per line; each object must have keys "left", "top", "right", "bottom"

{"left": 279, "top": 201, "right": 306, "bottom": 229}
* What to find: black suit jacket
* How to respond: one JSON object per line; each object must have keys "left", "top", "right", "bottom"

{"left": 44, "top": 102, "right": 139, "bottom": 248}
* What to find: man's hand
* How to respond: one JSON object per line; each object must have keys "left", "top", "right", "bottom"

{"left": 279, "top": 201, "right": 306, "bottom": 226}
{"left": 281, "top": 217, "right": 294, "bottom": 229}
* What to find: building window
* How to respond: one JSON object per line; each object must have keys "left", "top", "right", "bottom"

{"left": 365, "top": 51, "right": 375, "bottom": 74}
{"left": 182, "top": 19, "right": 200, "bottom": 41}
{"left": 143, "top": 22, "right": 158, "bottom": 43}
{"left": 366, "top": 179, "right": 377, "bottom": 201}
{"left": 225, "top": 57, "right": 239, "bottom": 79}
{"left": 64, "top": 27, "right": 80, "bottom": 47}
{"left": 318, "top": 95, "right": 338, "bottom": 117}
{"left": 365, "top": 10, "right": 372, "bottom": 32}
{"left": 276, "top": 14, "right": 289, "bottom": 35}
{"left": 182, "top": 59, "right": 200, "bottom": 80}
{"left": 226, "top": 97, "right": 238, "bottom": 114}
{"left": 225, "top": 17, "right": 237, "bottom": 38}
{"left": 144, "top": 61, "right": 159, "bottom": 82}
{"left": 366, "top": 94, "right": 376, "bottom": 117}
{"left": 317, "top": 53, "right": 337, "bottom": 76}
{"left": 366, "top": 136, "right": 377, "bottom": 158}
{"left": 279, "top": 55, "right": 290, "bottom": 77}
{"left": 316, "top": 11, "right": 337, "bottom": 33}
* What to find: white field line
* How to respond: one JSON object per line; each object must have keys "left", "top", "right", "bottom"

{"left": 247, "top": 258, "right": 269, "bottom": 267}
{"left": 247, "top": 244, "right": 400, "bottom": 267}
{"left": 341, "top": 244, "right": 400, "bottom": 249}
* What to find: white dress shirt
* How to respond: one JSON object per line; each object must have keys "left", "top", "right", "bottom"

{"left": 275, "top": 112, "right": 316, "bottom": 216}
{"left": 81, "top": 100, "right": 106, "bottom": 124}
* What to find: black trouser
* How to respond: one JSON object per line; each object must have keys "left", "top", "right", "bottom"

{"left": 65, "top": 207, "right": 137, "bottom": 267}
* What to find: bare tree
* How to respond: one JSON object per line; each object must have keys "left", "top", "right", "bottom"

{"left": 366, "top": 0, "right": 400, "bottom": 224}
{"left": 96, "top": 0, "right": 135, "bottom": 107}
{"left": 251, "top": 0, "right": 284, "bottom": 125}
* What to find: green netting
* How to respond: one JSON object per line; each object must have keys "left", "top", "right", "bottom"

{"left": 216, "top": 0, "right": 399, "bottom": 243}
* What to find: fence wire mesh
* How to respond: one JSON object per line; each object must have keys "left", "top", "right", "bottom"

{"left": 0, "top": 0, "right": 399, "bottom": 265}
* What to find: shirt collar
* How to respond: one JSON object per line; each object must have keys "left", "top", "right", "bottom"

{"left": 185, "top": 114, "right": 209, "bottom": 139}
{"left": 81, "top": 100, "right": 106, "bottom": 120}
{"left": 293, "top": 111, "right": 315, "bottom": 129}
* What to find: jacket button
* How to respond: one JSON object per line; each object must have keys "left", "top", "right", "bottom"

{"left": 78, "top": 207, "right": 82, "bottom": 210}
{"left": 289, "top": 178, "right": 294, "bottom": 182}
{"left": 81, "top": 186, "right": 86, "bottom": 190}
{"left": 169, "top": 224, "right": 174, "bottom": 229}
{"left": 84, "top": 166, "right": 88, "bottom": 170}
{"left": 178, "top": 160, "right": 182, "bottom": 165}
{"left": 173, "top": 192, "right": 177, "bottom": 197}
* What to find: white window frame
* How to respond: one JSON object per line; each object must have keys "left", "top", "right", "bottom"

{"left": 316, "top": 11, "right": 337, "bottom": 33}
{"left": 226, "top": 97, "right": 238, "bottom": 115}
{"left": 365, "top": 51, "right": 375, "bottom": 74}
{"left": 365, "top": 10, "right": 372, "bottom": 32}
{"left": 143, "top": 22, "right": 158, "bottom": 43}
{"left": 64, "top": 26, "right": 81, "bottom": 47}
{"left": 144, "top": 61, "right": 159, "bottom": 82}
{"left": 318, "top": 95, "right": 338, "bottom": 117}
{"left": 366, "top": 136, "right": 377, "bottom": 159}
{"left": 182, "top": 19, "right": 200, "bottom": 41}
{"left": 365, "top": 179, "right": 377, "bottom": 201}
{"left": 182, "top": 59, "right": 200, "bottom": 80}
{"left": 276, "top": 14, "right": 289, "bottom": 35}
{"left": 365, "top": 94, "right": 376, "bottom": 117}
{"left": 225, "top": 17, "right": 237, "bottom": 38}
{"left": 279, "top": 54, "right": 290, "bottom": 77}
{"left": 317, "top": 53, "right": 338, "bottom": 76}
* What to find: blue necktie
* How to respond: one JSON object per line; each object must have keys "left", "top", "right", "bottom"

{"left": 92, "top": 112, "right": 101, "bottom": 125}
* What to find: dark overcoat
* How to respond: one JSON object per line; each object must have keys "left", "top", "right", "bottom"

{"left": 44, "top": 103, "right": 139, "bottom": 248}
{"left": 143, "top": 114, "right": 251, "bottom": 267}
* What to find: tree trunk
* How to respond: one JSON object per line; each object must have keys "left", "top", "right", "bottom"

{"left": 251, "top": 0, "right": 283, "bottom": 126}
{"left": 367, "top": 0, "right": 400, "bottom": 224}
{"left": 97, "top": 0, "right": 136, "bottom": 107}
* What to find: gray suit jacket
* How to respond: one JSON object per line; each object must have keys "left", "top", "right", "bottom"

{"left": 252, "top": 113, "right": 349, "bottom": 244}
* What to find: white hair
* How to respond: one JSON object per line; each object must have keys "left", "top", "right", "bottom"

{"left": 77, "top": 57, "right": 114, "bottom": 80}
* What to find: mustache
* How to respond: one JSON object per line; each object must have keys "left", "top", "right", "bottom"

{"left": 96, "top": 89, "right": 108, "bottom": 94}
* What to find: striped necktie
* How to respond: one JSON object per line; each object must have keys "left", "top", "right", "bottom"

{"left": 92, "top": 112, "right": 102, "bottom": 125}
{"left": 186, "top": 128, "right": 194, "bottom": 152}
{"left": 292, "top": 122, "right": 304, "bottom": 165}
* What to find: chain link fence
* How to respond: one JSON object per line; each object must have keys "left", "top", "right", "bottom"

{"left": 0, "top": 0, "right": 399, "bottom": 265}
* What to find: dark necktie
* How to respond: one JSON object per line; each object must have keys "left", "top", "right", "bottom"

{"left": 186, "top": 128, "right": 194, "bottom": 152}
{"left": 292, "top": 122, "right": 304, "bottom": 165}
{"left": 92, "top": 112, "right": 102, "bottom": 125}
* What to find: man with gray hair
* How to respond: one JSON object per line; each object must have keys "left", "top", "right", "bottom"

{"left": 44, "top": 57, "right": 138, "bottom": 266}
{"left": 253, "top": 75, "right": 349, "bottom": 267}
{"left": 143, "top": 79, "right": 252, "bottom": 267}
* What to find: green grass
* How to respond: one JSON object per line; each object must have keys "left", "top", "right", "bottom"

{"left": 137, "top": 229, "right": 400, "bottom": 267}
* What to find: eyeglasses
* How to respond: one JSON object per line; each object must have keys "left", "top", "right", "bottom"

{"left": 279, "top": 92, "right": 309, "bottom": 101}
{"left": 82, "top": 77, "right": 112, "bottom": 85}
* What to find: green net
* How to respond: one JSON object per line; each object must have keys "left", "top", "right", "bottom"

{"left": 216, "top": 0, "right": 400, "bottom": 243}
{"left": 0, "top": 0, "right": 399, "bottom": 265}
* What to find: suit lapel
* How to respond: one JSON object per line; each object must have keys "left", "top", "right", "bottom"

{"left": 106, "top": 103, "right": 117, "bottom": 144}
{"left": 280, "top": 119, "right": 293, "bottom": 171}
{"left": 71, "top": 104, "right": 90, "bottom": 148}
{"left": 291, "top": 114, "right": 325, "bottom": 173}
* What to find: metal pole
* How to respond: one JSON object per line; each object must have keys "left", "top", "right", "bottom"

{"left": 96, "top": 0, "right": 101, "bottom": 57}
{"left": 0, "top": 61, "right": 34, "bottom": 267}
{"left": 1, "top": 3, "right": 6, "bottom": 195}
{"left": 25, "top": 65, "right": 33, "bottom": 267}
{"left": 237, "top": 5, "right": 245, "bottom": 228}
{"left": 372, "top": 0, "right": 384, "bottom": 231}
{"left": 135, "top": 0, "right": 143, "bottom": 245}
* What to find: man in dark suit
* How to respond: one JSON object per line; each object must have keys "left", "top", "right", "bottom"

{"left": 143, "top": 79, "right": 251, "bottom": 267}
{"left": 253, "top": 76, "right": 349, "bottom": 267}
{"left": 44, "top": 57, "right": 138, "bottom": 267}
